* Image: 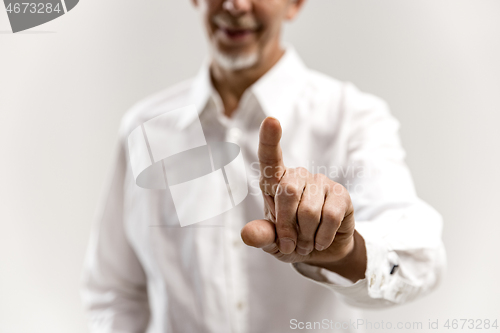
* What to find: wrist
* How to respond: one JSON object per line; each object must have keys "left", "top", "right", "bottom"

{"left": 304, "top": 230, "right": 367, "bottom": 283}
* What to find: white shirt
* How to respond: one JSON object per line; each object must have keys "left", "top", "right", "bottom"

{"left": 81, "top": 45, "right": 446, "bottom": 333}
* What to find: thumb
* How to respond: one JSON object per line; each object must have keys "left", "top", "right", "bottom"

{"left": 241, "top": 219, "right": 276, "bottom": 249}
{"left": 258, "top": 117, "right": 286, "bottom": 195}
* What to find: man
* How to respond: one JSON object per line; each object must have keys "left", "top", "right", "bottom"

{"left": 82, "top": 0, "right": 446, "bottom": 332}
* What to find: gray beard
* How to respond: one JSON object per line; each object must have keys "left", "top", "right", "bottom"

{"left": 210, "top": 44, "right": 259, "bottom": 71}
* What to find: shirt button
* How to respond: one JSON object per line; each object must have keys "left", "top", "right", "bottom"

{"left": 227, "top": 127, "right": 242, "bottom": 143}
{"left": 233, "top": 239, "right": 240, "bottom": 248}
{"left": 236, "top": 301, "right": 244, "bottom": 311}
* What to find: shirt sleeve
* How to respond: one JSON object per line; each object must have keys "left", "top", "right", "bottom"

{"left": 80, "top": 122, "right": 150, "bottom": 332}
{"left": 291, "top": 83, "right": 446, "bottom": 308}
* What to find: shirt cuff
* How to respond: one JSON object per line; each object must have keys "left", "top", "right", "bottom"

{"left": 291, "top": 230, "right": 408, "bottom": 307}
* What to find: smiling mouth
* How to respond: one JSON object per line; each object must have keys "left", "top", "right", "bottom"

{"left": 218, "top": 25, "right": 259, "bottom": 41}
{"left": 221, "top": 27, "right": 254, "bottom": 38}
{"left": 212, "top": 13, "right": 262, "bottom": 43}
{"left": 215, "top": 22, "right": 262, "bottom": 43}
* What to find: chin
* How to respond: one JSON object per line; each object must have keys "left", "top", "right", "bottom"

{"left": 210, "top": 44, "right": 259, "bottom": 71}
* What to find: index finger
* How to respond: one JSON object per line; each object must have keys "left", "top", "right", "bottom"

{"left": 259, "top": 117, "right": 286, "bottom": 196}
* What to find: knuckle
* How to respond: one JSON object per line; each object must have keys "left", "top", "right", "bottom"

{"left": 298, "top": 203, "right": 316, "bottom": 219}
{"left": 313, "top": 173, "right": 326, "bottom": 182}
{"left": 331, "top": 182, "right": 346, "bottom": 195}
{"left": 287, "top": 167, "right": 308, "bottom": 178}
{"left": 284, "top": 169, "right": 296, "bottom": 179}
{"left": 323, "top": 208, "right": 343, "bottom": 226}
{"left": 298, "top": 203, "right": 321, "bottom": 223}
{"left": 280, "top": 183, "right": 301, "bottom": 198}
{"left": 296, "top": 167, "right": 309, "bottom": 177}
{"left": 305, "top": 182, "right": 321, "bottom": 196}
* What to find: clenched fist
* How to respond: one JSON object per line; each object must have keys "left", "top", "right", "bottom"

{"left": 241, "top": 117, "right": 367, "bottom": 282}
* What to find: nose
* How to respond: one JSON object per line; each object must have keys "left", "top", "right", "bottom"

{"left": 222, "top": 0, "right": 252, "bottom": 16}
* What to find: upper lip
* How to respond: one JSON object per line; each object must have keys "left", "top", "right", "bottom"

{"left": 213, "top": 16, "right": 260, "bottom": 33}
{"left": 212, "top": 14, "right": 260, "bottom": 32}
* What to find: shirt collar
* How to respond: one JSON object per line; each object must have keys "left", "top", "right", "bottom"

{"left": 186, "top": 43, "right": 308, "bottom": 130}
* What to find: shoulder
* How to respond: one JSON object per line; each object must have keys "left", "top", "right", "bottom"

{"left": 302, "top": 69, "right": 394, "bottom": 130}
{"left": 307, "top": 69, "right": 389, "bottom": 112}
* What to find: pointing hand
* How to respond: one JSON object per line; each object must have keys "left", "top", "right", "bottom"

{"left": 241, "top": 117, "right": 366, "bottom": 281}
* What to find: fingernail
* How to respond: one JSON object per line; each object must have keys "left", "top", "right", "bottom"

{"left": 278, "top": 238, "right": 295, "bottom": 254}
{"left": 315, "top": 243, "right": 326, "bottom": 251}
{"left": 296, "top": 245, "right": 312, "bottom": 256}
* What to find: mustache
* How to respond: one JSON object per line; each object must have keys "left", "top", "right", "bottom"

{"left": 212, "top": 13, "right": 261, "bottom": 30}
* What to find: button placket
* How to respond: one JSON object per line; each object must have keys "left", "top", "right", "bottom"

{"left": 224, "top": 207, "right": 249, "bottom": 333}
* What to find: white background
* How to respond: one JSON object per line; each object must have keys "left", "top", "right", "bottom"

{"left": 1, "top": 0, "right": 499, "bottom": 332}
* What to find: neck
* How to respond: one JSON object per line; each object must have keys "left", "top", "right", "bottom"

{"left": 210, "top": 40, "right": 285, "bottom": 118}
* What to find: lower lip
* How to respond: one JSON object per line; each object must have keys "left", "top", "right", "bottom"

{"left": 218, "top": 28, "right": 255, "bottom": 43}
